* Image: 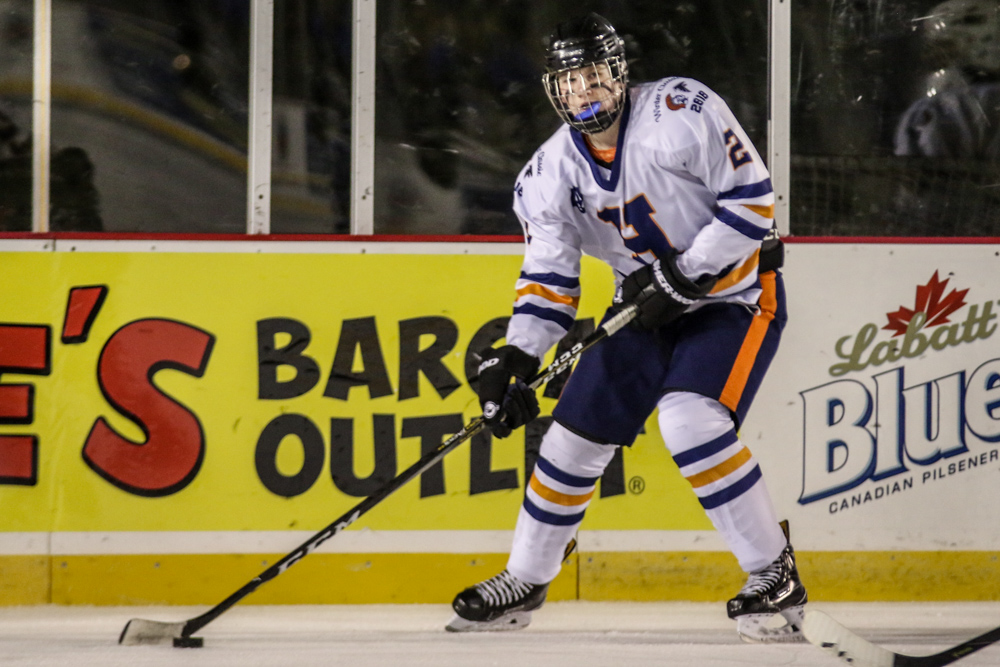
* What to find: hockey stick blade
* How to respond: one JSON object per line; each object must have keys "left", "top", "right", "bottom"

{"left": 119, "top": 618, "right": 187, "bottom": 646}
{"left": 116, "top": 300, "right": 642, "bottom": 646}
{"left": 804, "top": 611, "right": 896, "bottom": 667}
{"left": 804, "top": 610, "right": 1000, "bottom": 667}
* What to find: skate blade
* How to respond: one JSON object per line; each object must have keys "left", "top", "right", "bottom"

{"left": 444, "top": 611, "right": 532, "bottom": 633}
{"left": 736, "top": 605, "right": 806, "bottom": 644}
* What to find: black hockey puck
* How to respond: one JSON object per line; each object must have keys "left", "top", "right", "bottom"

{"left": 172, "top": 636, "right": 204, "bottom": 648}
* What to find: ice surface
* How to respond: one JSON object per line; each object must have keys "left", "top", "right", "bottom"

{"left": 2, "top": 602, "right": 999, "bottom": 666}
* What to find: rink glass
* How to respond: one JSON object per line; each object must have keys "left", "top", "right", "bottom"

{"left": 1, "top": 0, "right": 995, "bottom": 235}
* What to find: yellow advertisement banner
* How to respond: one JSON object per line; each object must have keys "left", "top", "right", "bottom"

{"left": 0, "top": 250, "right": 709, "bottom": 535}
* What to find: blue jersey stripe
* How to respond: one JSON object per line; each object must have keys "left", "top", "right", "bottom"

{"left": 699, "top": 464, "right": 762, "bottom": 510}
{"left": 523, "top": 496, "right": 587, "bottom": 526}
{"left": 520, "top": 271, "right": 581, "bottom": 290}
{"left": 569, "top": 95, "right": 632, "bottom": 193}
{"left": 671, "top": 429, "right": 740, "bottom": 468}
{"left": 715, "top": 207, "right": 770, "bottom": 241}
{"left": 513, "top": 303, "right": 575, "bottom": 331}
{"left": 718, "top": 179, "right": 773, "bottom": 201}
{"left": 535, "top": 456, "right": 600, "bottom": 488}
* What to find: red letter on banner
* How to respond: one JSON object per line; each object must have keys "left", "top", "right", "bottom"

{"left": 82, "top": 319, "right": 215, "bottom": 496}
{"left": 62, "top": 285, "right": 108, "bottom": 344}
{"left": 0, "top": 324, "right": 51, "bottom": 486}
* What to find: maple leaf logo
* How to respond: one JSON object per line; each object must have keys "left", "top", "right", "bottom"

{"left": 883, "top": 271, "right": 968, "bottom": 337}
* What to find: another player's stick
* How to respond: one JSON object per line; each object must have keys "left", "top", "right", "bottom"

{"left": 119, "top": 295, "right": 647, "bottom": 648}
{"left": 804, "top": 610, "right": 1000, "bottom": 667}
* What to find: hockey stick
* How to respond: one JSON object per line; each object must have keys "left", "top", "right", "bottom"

{"left": 803, "top": 610, "right": 1000, "bottom": 667}
{"left": 119, "top": 297, "right": 645, "bottom": 648}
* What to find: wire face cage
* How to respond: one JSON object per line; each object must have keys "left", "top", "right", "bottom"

{"left": 543, "top": 56, "right": 629, "bottom": 134}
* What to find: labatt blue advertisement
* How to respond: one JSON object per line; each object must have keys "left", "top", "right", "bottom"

{"left": 749, "top": 243, "right": 1000, "bottom": 555}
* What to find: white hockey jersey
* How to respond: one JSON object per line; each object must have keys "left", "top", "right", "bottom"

{"left": 508, "top": 76, "right": 775, "bottom": 360}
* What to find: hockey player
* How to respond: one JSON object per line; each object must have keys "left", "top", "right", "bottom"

{"left": 444, "top": 13, "right": 806, "bottom": 643}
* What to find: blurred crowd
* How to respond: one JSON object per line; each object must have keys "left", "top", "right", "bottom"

{"left": 0, "top": 0, "right": 995, "bottom": 235}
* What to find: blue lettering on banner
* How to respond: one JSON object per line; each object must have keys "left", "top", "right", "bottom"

{"left": 800, "top": 358, "right": 1000, "bottom": 512}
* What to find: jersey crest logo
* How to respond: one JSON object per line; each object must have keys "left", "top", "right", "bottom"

{"left": 524, "top": 165, "right": 533, "bottom": 178}
{"left": 673, "top": 81, "right": 690, "bottom": 92}
{"left": 570, "top": 186, "right": 586, "bottom": 213}
{"left": 666, "top": 94, "right": 687, "bottom": 111}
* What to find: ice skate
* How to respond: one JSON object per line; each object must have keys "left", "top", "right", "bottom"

{"left": 726, "top": 542, "right": 808, "bottom": 644}
{"left": 445, "top": 569, "right": 548, "bottom": 632}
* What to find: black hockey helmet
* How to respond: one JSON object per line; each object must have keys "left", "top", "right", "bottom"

{"left": 542, "top": 13, "right": 628, "bottom": 134}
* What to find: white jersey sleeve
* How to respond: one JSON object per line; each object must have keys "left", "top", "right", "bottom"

{"left": 664, "top": 84, "right": 775, "bottom": 293}
{"left": 506, "top": 144, "right": 584, "bottom": 361}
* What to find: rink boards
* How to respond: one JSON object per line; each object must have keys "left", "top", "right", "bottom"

{"left": 1, "top": 238, "right": 999, "bottom": 605}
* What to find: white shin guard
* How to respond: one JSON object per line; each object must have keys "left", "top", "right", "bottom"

{"left": 657, "top": 392, "right": 786, "bottom": 573}
{"left": 506, "top": 422, "right": 617, "bottom": 585}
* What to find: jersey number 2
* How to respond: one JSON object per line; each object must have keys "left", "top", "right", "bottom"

{"left": 724, "top": 129, "right": 752, "bottom": 169}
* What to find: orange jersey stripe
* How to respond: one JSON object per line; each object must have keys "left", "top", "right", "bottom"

{"left": 710, "top": 249, "right": 760, "bottom": 295}
{"left": 516, "top": 283, "right": 580, "bottom": 308}
{"left": 684, "top": 446, "right": 752, "bottom": 488}
{"left": 719, "top": 271, "right": 777, "bottom": 412}
{"left": 745, "top": 204, "right": 775, "bottom": 219}
{"left": 529, "top": 474, "right": 595, "bottom": 506}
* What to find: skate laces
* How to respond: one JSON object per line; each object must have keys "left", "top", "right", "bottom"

{"left": 474, "top": 570, "right": 533, "bottom": 607}
{"left": 739, "top": 549, "right": 790, "bottom": 596}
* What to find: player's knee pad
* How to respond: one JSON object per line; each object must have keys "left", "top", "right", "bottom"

{"left": 538, "top": 422, "right": 618, "bottom": 478}
{"left": 657, "top": 391, "right": 735, "bottom": 456}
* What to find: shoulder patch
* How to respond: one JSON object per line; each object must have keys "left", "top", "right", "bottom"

{"left": 655, "top": 88, "right": 710, "bottom": 120}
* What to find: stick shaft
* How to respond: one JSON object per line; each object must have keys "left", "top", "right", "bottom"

{"left": 182, "top": 417, "right": 483, "bottom": 635}
{"left": 179, "top": 303, "right": 639, "bottom": 637}
{"left": 895, "top": 624, "right": 1000, "bottom": 667}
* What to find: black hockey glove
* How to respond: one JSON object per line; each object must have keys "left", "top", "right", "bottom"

{"left": 619, "top": 251, "right": 717, "bottom": 331}
{"left": 476, "top": 345, "right": 540, "bottom": 439}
